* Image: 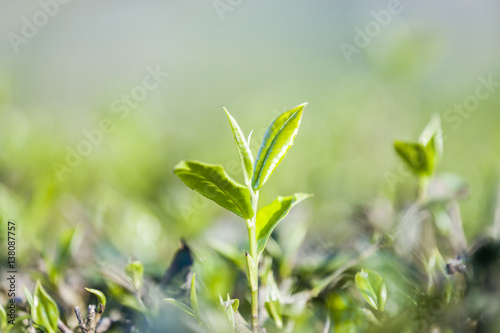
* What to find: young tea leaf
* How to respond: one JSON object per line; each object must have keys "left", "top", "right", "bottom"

{"left": 252, "top": 103, "right": 307, "bottom": 190}
{"left": 419, "top": 114, "right": 443, "bottom": 162}
{"left": 355, "top": 269, "right": 387, "bottom": 312}
{"left": 165, "top": 298, "right": 196, "bottom": 318}
{"left": 224, "top": 107, "right": 254, "bottom": 185}
{"left": 219, "top": 294, "right": 241, "bottom": 330}
{"left": 256, "top": 193, "right": 312, "bottom": 255}
{"left": 32, "top": 281, "right": 60, "bottom": 333}
{"left": 174, "top": 160, "right": 254, "bottom": 219}
{"left": 227, "top": 294, "right": 239, "bottom": 313}
{"left": 190, "top": 273, "right": 199, "bottom": 316}
{"left": 125, "top": 261, "right": 144, "bottom": 290}
{"left": 85, "top": 288, "right": 107, "bottom": 307}
{"left": 394, "top": 141, "right": 434, "bottom": 176}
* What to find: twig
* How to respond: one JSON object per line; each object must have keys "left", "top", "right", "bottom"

{"left": 57, "top": 318, "right": 74, "bottom": 333}
{"left": 75, "top": 306, "right": 87, "bottom": 332}
{"left": 74, "top": 303, "right": 106, "bottom": 333}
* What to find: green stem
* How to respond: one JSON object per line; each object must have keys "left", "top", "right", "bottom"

{"left": 418, "top": 176, "right": 430, "bottom": 203}
{"left": 246, "top": 190, "right": 259, "bottom": 331}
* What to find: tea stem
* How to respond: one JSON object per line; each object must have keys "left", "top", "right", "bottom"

{"left": 246, "top": 189, "right": 259, "bottom": 331}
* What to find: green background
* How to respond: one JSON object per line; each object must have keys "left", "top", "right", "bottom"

{"left": 0, "top": 0, "right": 499, "bottom": 276}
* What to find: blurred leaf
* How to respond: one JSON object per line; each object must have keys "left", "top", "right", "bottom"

{"left": 265, "top": 301, "right": 282, "bottom": 329}
{"left": 40, "top": 226, "right": 81, "bottom": 286}
{"left": 327, "top": 292, "right": 366, "bottom": 332}
{"left": 425, "top": 248, "right": 448, "bottom": 293}
{"left": 265, "top": 271, "right": 283, "bottom": 329}
{"left": 190, "top": 273, "right": 199, "bottom": 316}
{"left": 355, "top": 269, "right": 387, "bottom": 312}
{"left": 219, "top": 294, "right": 240, "bottom": 329}
{"left": 23, "top": 285, "right": 34, "bottom": 309}
{"left": 224, "top": 107, "right": 254, "bottom": 185}
{"left": 125, "top": 261, "right": 144, "bottom": 290}
{"left": 431, "top": 206, "right": 452, "bottom": 236}
{"left": 359, "top": 308, "right": 382, "bottom": 326}
{"left": 252, "top": 103, "right": 307, "bottom": 190}
{"left": 428, "top": 173, "right": 469, "bottom": 202}
{"left": 165, "top": 298, "right": 195, "bottom": 318}
{"left": 228, "top": 295, "right": 239, "bottom": 313}
{"left": 0, "top": 303, "right": 7, "bottom": 331}
{"left": 107, "top": 281, "right": 144, "bottom": 312}
{"left": 39, "top": 247, "right": 58, "bottom": 286}
{"left": 208, "top": 238, "right": 245, "bottom": 269}
{"left": 419, "top": 114, "right": 443, "bottom": 162}
{"left": 256, "top": 193, "right": 312, "bottom": 255}
{"left": 394, "top": 141, "right": 434, "bottom": 177}
{"left": 174, "top": 161, "right": 254, "bottom": 219}
{"left": 32, "top": 281, "right": 59, "bottom": 333}
{"left": 245, "top": 252, "right": 258, "bottom": 292}
{"left": 85, "top": 287, "right": 107, "bottom": 307}
{"left": 55, "top": 226, "right": 80, "bottom": 271}
{"left": 161, "top": 239, "right": 193, "bottom": 290}
{"left": 394, "top": 115, "right": 443, "bottom": 178}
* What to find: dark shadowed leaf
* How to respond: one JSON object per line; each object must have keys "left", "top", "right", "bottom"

{"left": 161, "top": 239, "right": 193, "bottom": 291}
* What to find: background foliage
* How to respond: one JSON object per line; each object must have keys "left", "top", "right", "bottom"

{"left": 0, "top": 1, "right": 500, "bottom": 332}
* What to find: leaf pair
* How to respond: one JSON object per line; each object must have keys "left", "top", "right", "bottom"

{"left": 30, "top": 281, "right": 60, "bottom": 333}
{"left": 27, "top": 281, "right": 108, "bottom": 333}
{"left": 173, "top": 103, "right": 307, "bottom": 219}
{"left": 394, "top": 114, "right": 443, "bottom": 177}
{"left": 355, "top": 269, "right": 387, "bottom": 312}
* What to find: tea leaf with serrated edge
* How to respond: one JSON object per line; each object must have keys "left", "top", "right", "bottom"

{"left": 174, "top": 160, "right": 254, "bottom": 219}
{"left": 224, "top": 107, "right": 254, "bottom": 185}
{"left": 252, "top": 103, "right": 307, "bottom": 190}
{"left": 256, "top": 193, "right": 312, "bottom": 255}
